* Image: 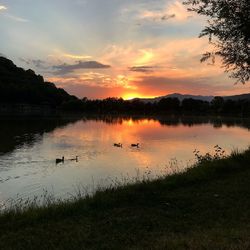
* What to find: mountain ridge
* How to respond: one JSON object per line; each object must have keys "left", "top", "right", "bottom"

{"left": 132, "top": 93, "right": 250, "bottom": 103}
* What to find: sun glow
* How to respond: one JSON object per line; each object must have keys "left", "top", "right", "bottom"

{"left": 135, "top": 50, "right": 154, "bottom": 65}
{"left": 122, "top": 93, "right": 156, "bottom": 100}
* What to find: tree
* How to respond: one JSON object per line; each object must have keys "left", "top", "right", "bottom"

{"left": 211, "top": 96, "right": 224, "bottom": 113}
{"left": 158, "top": 97, "right": 180, "bottom": 113}
{"left": 184, "top": 0, "right": 250, "bottom": 83}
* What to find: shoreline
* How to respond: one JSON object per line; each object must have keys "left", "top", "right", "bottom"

{"left": 0, "top": 148, "right": 250, "bottom": 249}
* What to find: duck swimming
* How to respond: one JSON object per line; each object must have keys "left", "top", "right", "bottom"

{"left": 56, "top": 156, "right": 64, "bottom": 164}
{"left": 70, "top": 156, "right": 78, "bottom": 162}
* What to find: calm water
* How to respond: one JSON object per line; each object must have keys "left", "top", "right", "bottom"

{"left": 0, "top": 116, "right": 250, "bottom": 205}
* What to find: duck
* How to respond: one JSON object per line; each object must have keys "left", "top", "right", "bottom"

{"left": 131, "top": 143, "right": 139, "bottom": 148}
{"left": 114, "top": 143, "right": 122, "bottom": 148}
{"left": 56, "top": 156, "right": 64, "bottom": 164}
{"left": 70, "top": 156, "right": 78, "bottom": 162}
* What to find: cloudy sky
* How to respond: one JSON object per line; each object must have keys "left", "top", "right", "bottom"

{"left": 0, "top": 0, "right": 249, "bottom": 99}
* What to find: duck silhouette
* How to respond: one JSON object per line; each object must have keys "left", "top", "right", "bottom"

{"left": 70, "top": 156, "right": 78, "bottom": 162}
{"left": 56, "top": 156, "right": 64, "bottom": 164}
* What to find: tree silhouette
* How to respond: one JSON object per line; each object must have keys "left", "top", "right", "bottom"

{"left": 0, "top": 56, "right": 77, "bottom": 106}
{"left": 184, "top": 0, "right": 250, "bottom": 83}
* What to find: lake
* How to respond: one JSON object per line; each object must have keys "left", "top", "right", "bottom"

{"left": 0, "top": 115, "right": 250, "bottom": 206}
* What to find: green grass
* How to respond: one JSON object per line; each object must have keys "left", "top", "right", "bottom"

{"left": 1, "top": 149, "right": 250, "bottom": 249}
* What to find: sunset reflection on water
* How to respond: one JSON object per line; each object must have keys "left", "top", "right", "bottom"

{"left": 0, "top": 116, "right": 250, "bottom": 204}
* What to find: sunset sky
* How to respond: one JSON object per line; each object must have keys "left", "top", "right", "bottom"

{"left": 0, "top": 0, "right": 249, "bottom": 99}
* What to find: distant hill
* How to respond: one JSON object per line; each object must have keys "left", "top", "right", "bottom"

{"left": 224, "top": 93, "right": 250, "bottom": 101}
{"left": 133, "top": 93, "right": 214, "bottom": 103}
{"left": 0, "top": 57, "right": 77, "bottom": 106}
{"left": 133, "top": 93, "right": 250, "bottom": 103}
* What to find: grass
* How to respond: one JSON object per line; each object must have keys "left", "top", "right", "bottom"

{"left": 1, "top": 148, "right": 250, "bottom": 249}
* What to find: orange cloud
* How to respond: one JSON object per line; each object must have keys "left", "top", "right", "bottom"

{"left": 45, "top": 36, "right": 249, "bottom": 99}
{"left": 48, "top": 50, "right": 92, "bottom": 63}
{"left": 135, "top": 49, "right": 154, "bottom": 66}
{"left": 138, "top": 0, "right": 194, "bottom": 23}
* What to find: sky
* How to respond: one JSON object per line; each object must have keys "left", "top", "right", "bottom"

{"left": 0, "top": 0, "right": 249, "bottom": 99}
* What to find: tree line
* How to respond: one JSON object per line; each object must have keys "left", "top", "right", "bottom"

{"left": 62, "top": 96, "right": 250, "bottom": 116}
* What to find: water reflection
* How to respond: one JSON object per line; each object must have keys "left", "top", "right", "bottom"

{"left": 0, "top": 115, "right": 250, "bottom": 204}
{"left": 1, "top": 115, "right": 249, "bottom": 157}
{"left": 80, "top": 115, "right": 250, "bottom": 130}
{"left": 0, "top": 116, "right": 81, "bottom": 155}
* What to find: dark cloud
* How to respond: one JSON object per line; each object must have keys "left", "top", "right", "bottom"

{"left": 19, "top": 58, "right": 47, "bottom": 69}
{"left": 129, "top": 66, "right": 155, "bottom": 73}
{"left": 52, "top": 61, "right": 111, "bottom": 75}
{"left": 140, "top": 13, "right": 176, "bottom": 23}
{"left": 32, "top": 59, "right": 46, "bottom": 68}
{"left": 161, "top": 14, "right": 176, "bottom": 21}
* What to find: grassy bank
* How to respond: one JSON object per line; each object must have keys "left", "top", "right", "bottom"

{"left": 1, "top": 149, "right": 250, "bottom": 249}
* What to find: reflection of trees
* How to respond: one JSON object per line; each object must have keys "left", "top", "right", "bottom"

{"left": 212, "top": 120, "right": 223, "bottom": 129}
{"left": 80, "top": 115, "right": 250, "bottom": 131}
{"left": 156, "top": 117, "right": 181, "bottom": 127}
{"left": 2, "top": 115, "right": 250, "bottom": 156}
{"left": 161, "top": 117, "right": 250, "bottom": 130}
{"left": 81, "top": 114, "right": 154, "bottom": 125}
{"left": 0, "top": 117, "right": 80, "bottom": 155}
